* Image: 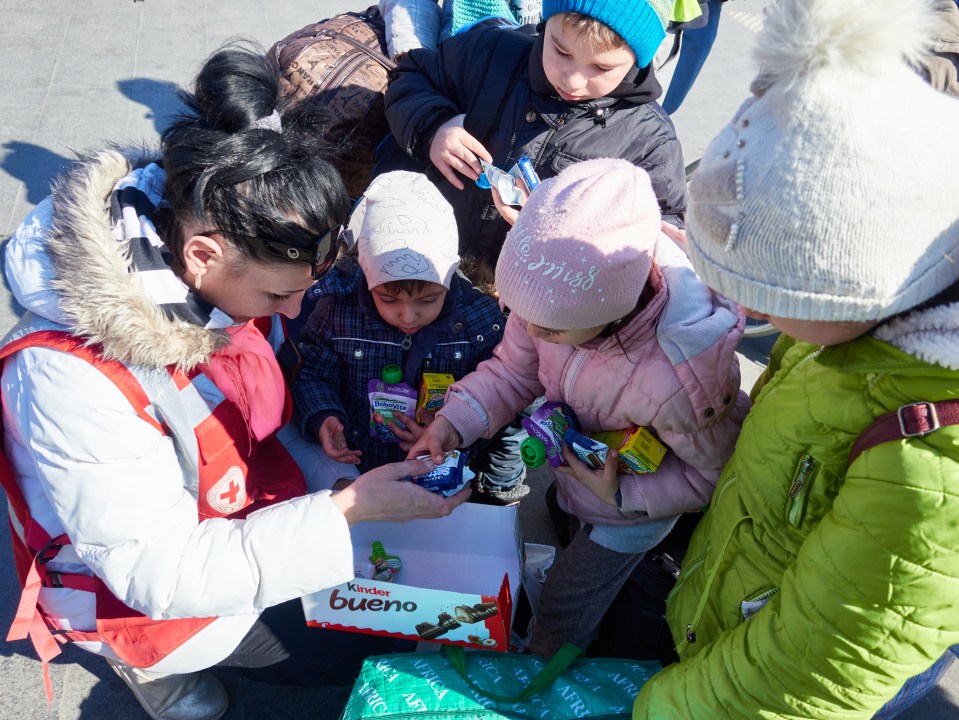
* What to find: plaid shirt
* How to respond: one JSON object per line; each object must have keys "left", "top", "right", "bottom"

{"left": 291, "top": 265, "right": 505, "bottom": 472}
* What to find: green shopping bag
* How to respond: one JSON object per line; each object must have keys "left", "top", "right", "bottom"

{"left": 340, "top": 643, "right": 661, "bottom": 719}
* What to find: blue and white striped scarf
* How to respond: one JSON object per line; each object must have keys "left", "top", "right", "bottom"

{"left": 111, "top": 162, "right": 235, "bottom": 330}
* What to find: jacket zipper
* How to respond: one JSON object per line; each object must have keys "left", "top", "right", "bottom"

{"left": 530, "top": 124, "right": 558, "bottom": 168}
{"left": 669, "top": 474, "right": 741, "bottom": 651}
{"left": 666, "top": 553, "right": 705, "bottom": 608}
{"left": 786, "top": 454, "right": 819, "bottom": 527}
{"left": 562, "top": 349, "right": 589, "bottom": 399}
{"left": 665, "top": 472, "right": 741, "bottom": 607}
{"left": 741, "top": 586, "right": 779, "bottom": 621}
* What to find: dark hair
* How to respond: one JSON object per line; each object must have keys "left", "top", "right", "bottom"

{"left": 459, "top": 256, "right": 498, "bottom": 298}
{"left": 161, "top": 41, "right": 350, "bottom": 268}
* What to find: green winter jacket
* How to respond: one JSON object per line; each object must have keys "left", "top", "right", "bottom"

{"left": 634, "top": 331, "right": 959, "bottom": 719}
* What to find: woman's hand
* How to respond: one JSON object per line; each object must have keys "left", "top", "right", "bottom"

{"left": 318, "top": 416, "right": 362, "bottom": 465}
{"left": 429, "top": 114, "right": 493, "bottom": 190}
{"left": 491, "top": 186, "right": 522, "bottom": 226}
{"left": 387, "top": 411, "right": 434, "bottom": 453}
{"left": 560, "top": 445, "right": 621, "bottom": 508}
{"left": 330, "top": 457, "right": 470, "bottom": 525}
{"left": 406, "top": 414, "right": 462, "bottom": 464}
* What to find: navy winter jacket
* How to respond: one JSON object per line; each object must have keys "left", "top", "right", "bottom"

{"left": 383, "top": 26, "right": 687, "bottom": 266}
{"left": 291, "top": 264, "right": 505, "bottom": 472}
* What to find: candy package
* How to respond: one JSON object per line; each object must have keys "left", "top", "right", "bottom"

{"left": 476, "top": 155, "right": 540, "bottom": 207}
{"left": 407, "top": 449, "right": 472, "bottom": 496}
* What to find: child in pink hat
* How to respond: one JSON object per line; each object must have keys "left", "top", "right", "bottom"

{"left": 411, "top": 158, "right": 750, "bottom": 656}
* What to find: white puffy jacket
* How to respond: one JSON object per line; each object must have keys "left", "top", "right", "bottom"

{"left": 1, "top": 150, "right": 357, "bottom": 672}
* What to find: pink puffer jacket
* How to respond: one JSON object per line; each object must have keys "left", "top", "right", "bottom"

{"left": 441, "top": 239, "right": 751, "bottom": 524}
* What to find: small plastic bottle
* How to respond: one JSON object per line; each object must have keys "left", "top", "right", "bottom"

{"left": 369, "top": 541, "right": 400, "bottom": 582}
{"left": 519, "top": 402, "right": 570, "bottom": 468}
{"left": 381, "top": 364, "right": 402, "bottom": 385}
{"left": 520, "top": 436, "right": 549, "bottom": 468}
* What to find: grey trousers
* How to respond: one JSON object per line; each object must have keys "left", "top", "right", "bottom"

{"left": 529, "top": 527, "right": 646, "bottom": 658}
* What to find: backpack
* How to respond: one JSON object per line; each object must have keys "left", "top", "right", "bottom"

{"left": 269, "top": 7, "right": 396, "bottom": 198}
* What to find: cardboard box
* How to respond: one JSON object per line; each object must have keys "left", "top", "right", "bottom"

{"left": 302, "top": 503, "right": 522, "bottom": 652}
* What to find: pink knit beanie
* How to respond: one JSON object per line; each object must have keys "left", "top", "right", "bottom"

{"left": 495, "top": 159, "right": 661, "bottom": 330}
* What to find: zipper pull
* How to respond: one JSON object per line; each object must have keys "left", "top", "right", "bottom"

{"left": 788, "top": 456, "right": 816, "bottom": 498}
{"left": 686, "top": 624, "right": 696, "bottom": 643}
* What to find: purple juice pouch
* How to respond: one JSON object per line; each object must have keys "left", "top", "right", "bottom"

{"left": 563, "top": 427, "right": 610, "bottom": 470}
{"left": 407, "top": 450, "right": 471, "bottom": 496}
{"left": 368, "top": 364, "right": 417, "bottom": 443}
{"left": 521, "top": 402, "right": 575, "bottom": 469}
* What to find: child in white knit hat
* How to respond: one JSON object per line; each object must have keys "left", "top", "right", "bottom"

{"left": 633, "top": 0, "right": 959, "bottom": 718}
{"left": 291, "top": 171, "right": 525, "bottom": 494}
{"left": 411, "top": 158, "right": 749, "bottom": 657}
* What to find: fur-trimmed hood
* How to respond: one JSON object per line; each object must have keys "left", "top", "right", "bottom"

{"left": 875, "top": 301, "right": 959, "bottom": 372}
{"left": 5, "top": 148, "right": 227, "bottom": 369}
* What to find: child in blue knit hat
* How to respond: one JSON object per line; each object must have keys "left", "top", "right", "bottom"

{"left": 382, "top": 0, "right": 686, "bottom": 272}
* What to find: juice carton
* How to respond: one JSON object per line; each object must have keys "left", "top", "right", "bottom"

{"left": 368, "top": 364, "right": 416, "bottom": 443}
{"left": 416, "top": 372, "right": 454, "bottom": 420}
{"left": 592, "top": 427, "right": 667, "bottom": 474}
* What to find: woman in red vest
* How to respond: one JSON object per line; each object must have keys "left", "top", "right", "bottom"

{"left": 0, "top": 43, "right": 466, "bottom": 720}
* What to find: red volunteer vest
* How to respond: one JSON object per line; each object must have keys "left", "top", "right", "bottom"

{"left": 0, "top": 330, "right": 307, "bottom": 701}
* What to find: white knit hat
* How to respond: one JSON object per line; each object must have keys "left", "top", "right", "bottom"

{"left": 351, "top": 171, "right": 460, "bottom": 290}
{"left": 686, "top": 0, "right": 959, "bottom": 322}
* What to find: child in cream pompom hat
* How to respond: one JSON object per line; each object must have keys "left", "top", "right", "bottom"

{"left": 411, "top": 158, "right": 749, "bottom": 657}
{"left": 634, "top": 0, "right": 959, "bottom": 717}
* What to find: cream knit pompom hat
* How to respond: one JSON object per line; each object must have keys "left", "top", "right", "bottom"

{"left": 686, "top": 0, "right": 959, "bottom": 322}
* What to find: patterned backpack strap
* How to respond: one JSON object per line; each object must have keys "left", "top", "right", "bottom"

{"left": 849, "top": 400, "right": 959, "bottom": 465}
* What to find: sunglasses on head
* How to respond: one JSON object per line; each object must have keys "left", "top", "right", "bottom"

{"left": 209, "top": 223, "right": 346, "bottom": 279}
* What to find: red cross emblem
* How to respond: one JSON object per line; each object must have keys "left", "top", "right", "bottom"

{"left": 206, "top": 466, "right": 247, "bottom": 515}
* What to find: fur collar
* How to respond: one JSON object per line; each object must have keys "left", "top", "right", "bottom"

{"left": 45, "top": 148, "right": 227, "bottom": 369}
{"left": 874, "top": 301, "right": 959, "bottom": 371}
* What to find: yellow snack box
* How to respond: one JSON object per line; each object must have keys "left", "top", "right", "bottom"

{"left": 417, "top": 372, "right": 455, "bottom": 418}
{"left": 591, "top": 427, "right": 667, "bottom": 474}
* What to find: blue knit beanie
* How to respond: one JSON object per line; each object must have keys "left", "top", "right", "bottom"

{"left": 542, "top": 0, "right": 670, "bottom": 68}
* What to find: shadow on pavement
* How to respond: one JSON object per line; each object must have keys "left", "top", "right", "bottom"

{"left": 1, "top": 142, "right": 71, "bottom": 208}
{"left": 116, "top": 78, "right": 187, "bottom": 136}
